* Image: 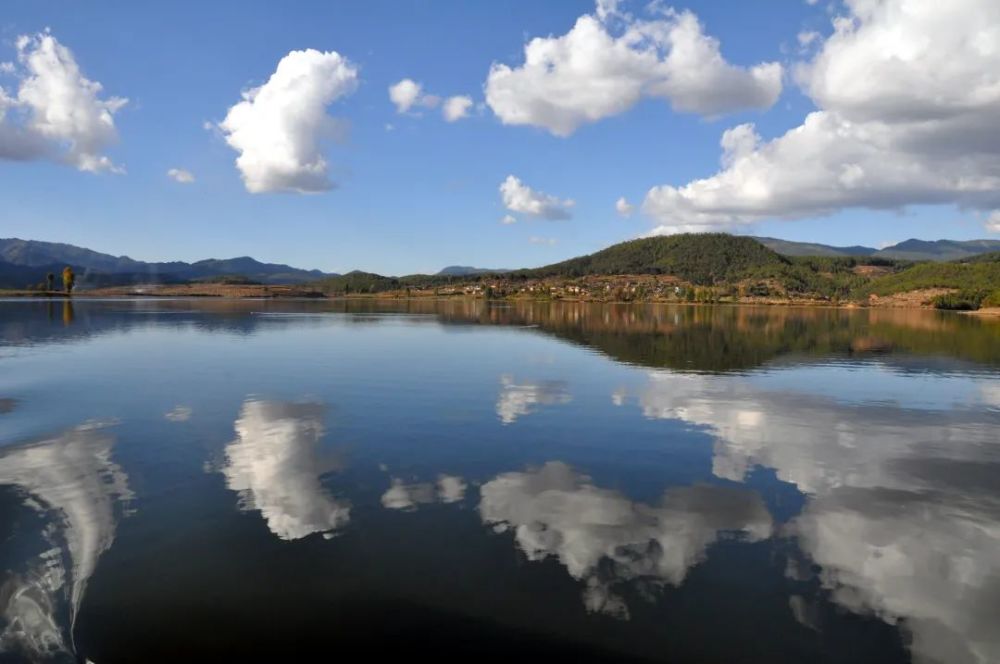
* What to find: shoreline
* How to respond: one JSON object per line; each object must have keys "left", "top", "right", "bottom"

{"left": 0, "top": 288, "right": 981, "bottom": 313}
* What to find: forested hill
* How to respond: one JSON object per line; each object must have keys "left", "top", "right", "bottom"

{"left": 514, "top": 234, "right": 788, "bottom": 283}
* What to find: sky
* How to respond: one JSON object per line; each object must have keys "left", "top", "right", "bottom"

{"left": 1, "top": 0, "right": 999, "bottom": 275}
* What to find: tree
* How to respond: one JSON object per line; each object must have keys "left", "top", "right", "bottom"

{"left": 62, "top": 266, "right": 75, "bottom": 294}
{"left": 46, "top": 272, "right": 55, "bottom": 292}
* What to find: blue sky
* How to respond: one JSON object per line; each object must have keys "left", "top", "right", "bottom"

{"left": 1, "top": 0, "right": 998, "bottom": 274}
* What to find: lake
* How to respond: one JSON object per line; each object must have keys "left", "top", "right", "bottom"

{"left": 0, "top": 298, "right": 998, "bottom": 663}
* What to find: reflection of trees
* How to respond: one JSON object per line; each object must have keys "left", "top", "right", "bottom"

{"left": 221, "top": 400, "right": 349, "bottom": 541}
{"left": 479, "top": 461, "right": 772, "bottom": 619}
{"left": 4, "top": 299, "right": 998, "bottom": 371}
{"left": 628, "top": 369, "right": 1000, "bottom": 664}
{"left": 0, "top": 423, "right": 132, "bottom": 662}
{"left": 60, "top": 301, "right": 74, "bottom": 327}
{"left": 426, "top": 300, "right": 1000, "bottom": 371}
{"left": 311, "top": 299, "right": 1000, "bottom": 371}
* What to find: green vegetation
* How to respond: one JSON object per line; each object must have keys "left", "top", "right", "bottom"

{"left": 429, "top": 301, "right": 1000, "bottom": 370}
{"left": 856, "top": 258, "right": 1000, "bottom": 297}
{"left": 191, "top": 274, "right": 262, "bottom": 285}
{"left": 299, "top": 235, "right": 1000, "bottom": 309}
{"left": 513, "top": 234, "right": 788, "bottom": 285}
{"left": 959, "top": 251, "right": 1000, "bottom": 264}
{"left": 931, "top": 290, "right": 989, "bottom": 310}
{"left": 313, "top": 271, "right": 402, "bottom": 295}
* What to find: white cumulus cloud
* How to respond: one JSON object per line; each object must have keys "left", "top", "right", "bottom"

{"left": 485, "top": 3, "right": 782, "bottom": 136}
{"left": 500, "top": 175, "right": 574, "bottom": 220}
{"left": 219, "top": 49, "right": 358, "bottom": 194}
{"left": 615, "top": 196, "right": 634, "bottom": 217}
{"left": 388, "top": 78, "right": 440, "bottom": 113}
{"left": 166, "top": 168, "right": 194, "bottom": 184}
{"left": 501, "top": 214, "right": 517, "bottom": 225}
{"left": 0, "top": 32, "right": 126, "bottom": 173}
{"left": 797, "top": 30, "right": 821, "bottom": 49}
{"left": 442, "top": 95, "right": 473, "bottom": 122}
{"left": 642, "top": 0, "right": 1000, "bottom": 234}
{"left": 390, "top": 79, "right": 473, "bottom": 123}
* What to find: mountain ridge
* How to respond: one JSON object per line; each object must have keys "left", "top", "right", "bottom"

{"left": 437, "top": 265, "right": 512, "bottom": 276}
{"left": 753, "top": 236, "right": 1000, "bottom": 260}
{"left": 0, "top": 238, "right": 334, "bottom": 287}
{"left": 3, "top": 234, "right": 1000, "bottom": 291}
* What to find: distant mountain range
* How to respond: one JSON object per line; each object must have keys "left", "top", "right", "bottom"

{"left": 436, "top": 265, "right": 511, "bottom": 276}
{"left": 0, "top": 238, "right": 335, "bottom": 289}
{"left": 753, "top": 237, "right": 1000, "bottom": 261}
{"left": 3, "top": 235, "right": 1000, "bottom": 291}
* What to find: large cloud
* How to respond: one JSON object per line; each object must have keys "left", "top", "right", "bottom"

{"left": 642, "top": 0, "right": 1000, "bottom": 234}
{"left": 0, "top": 422, "right": 132, "bottom": 660}
{"left": 219, "top": 49, "right": 358, "bottom": 193}
{"left": 221, "top": 400, "right": 350, "bottom": 540}
{"left": 499, "top": 175, "right": 575, "bottom": 220}
{"left": 480, "top": 461, "right": 772, "bottom": 618}
{"left": 0, "top": 32, "right": 126, "bottom": 173}
{"left": 485, "top": 3, "right": 782, "bottom": 136}
{"left": 622, "top": 365, "right": 1000, "bottom": 664}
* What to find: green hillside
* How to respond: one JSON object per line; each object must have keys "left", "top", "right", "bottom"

{"left": 312, "top": 271, "right": 402, "bottom": 294}
{"left": 515, "top": 234, "right": 789, "bottom": 285}
{"left": 859, "top": 258, "right": 1000, "bottom": 296}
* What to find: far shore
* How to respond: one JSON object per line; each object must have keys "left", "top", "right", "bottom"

{"left": 0, "top": 284, "right": 989, "bottom": 313}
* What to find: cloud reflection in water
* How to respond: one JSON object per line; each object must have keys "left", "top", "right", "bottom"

{"left": 479, "top": 461, "right": 772, "bottom": 619}
{"left": 222, "top": 400, "right": 350, "bottom": 541}
{"left": 0, "top": 422, "right": 132, "bottom": 661}
{"left": 381, "top": 475, "right": 467, "bottom": 511}
{"left": 627, "top": 368, "right": 1000, "bottom": 664}
{"left": 496, "top": 375, "right": 571, "bottom": 425}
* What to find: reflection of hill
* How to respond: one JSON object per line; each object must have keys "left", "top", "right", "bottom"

{"left": 415, "top": 300, "right": 1000, "bottom": 371}
{"left": 2, "top": 299, "right": 997, "bottom": 372}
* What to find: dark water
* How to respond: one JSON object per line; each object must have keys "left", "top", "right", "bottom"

{"left": 0, "top": 298, "right": 998, "bottom": 663}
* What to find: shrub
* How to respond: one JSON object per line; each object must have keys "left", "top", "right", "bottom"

{"left": 931, "top": 290, "right": 987, "bottom": 310}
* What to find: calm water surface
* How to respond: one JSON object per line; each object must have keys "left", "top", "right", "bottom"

{"left": 0, "top": 299, "right": 998, "bottom": 663}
